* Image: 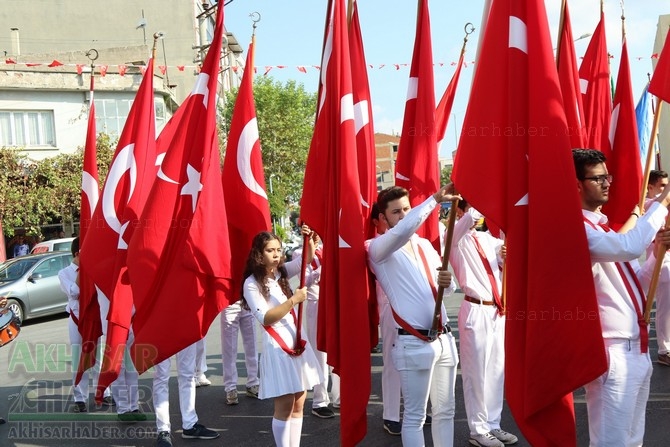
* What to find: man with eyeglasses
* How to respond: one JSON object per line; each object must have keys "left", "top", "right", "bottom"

{"left": 573, "top": 149, "right": 670, "bottom": 446}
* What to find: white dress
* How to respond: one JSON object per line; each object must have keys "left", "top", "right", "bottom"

{"left": 243, "top": 271, "right": 324, "bottom": 399}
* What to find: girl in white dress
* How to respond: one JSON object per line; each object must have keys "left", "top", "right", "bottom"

{"left": 242, "top": 231, "right": 324, "bottom": 447}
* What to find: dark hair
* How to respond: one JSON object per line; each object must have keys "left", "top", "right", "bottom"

{"left": 240, "top": 232, "right": 293, "bottom": 308}
{"left": 376, "top": 186, "right": 409, "bottom": 213}
{"left": 457, "top": 198, "right": 469, "bottom": 212}
{"left": 71, "top": 237, "right": 80, "bottom": 256}
{"left": 370, "top": 202, "right": 381, "bottom": 224}
{"left": 572, "top": 149, "right": 606, "bottom": 180}
{"left": 649, "top": 170, "right": 669, "bottom": 186}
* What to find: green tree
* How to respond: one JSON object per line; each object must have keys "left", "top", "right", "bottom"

{"left": 221, "top": 76, "right": 317, "bottom": 225}
{"left": 0, "top": 133, "right": 115, "bottom": 238}
{"left": 441, "top": 165, "right": 453, "bottom": 186}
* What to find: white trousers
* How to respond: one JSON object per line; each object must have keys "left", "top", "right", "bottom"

{"left": 378, "top": 299, "right": 401, "bottom": 422}
{"left": 68, "top": 314, "right": 115, "bottom": 405}
{"left": 195, "top": 338, "right": 207, "bottom": 377}
{"left": 154, "top": 343, "right": 198, "bottom": 432}
{"left": 584, "top": 339, "right": 652, "bottom": 447}
{"left": 457, "top": 301, "right": 505, "bottom": 436}
{"left": 68, "top": 315, "right": 89, "bottom": 403}
{"left": 220, "top": 302, "right": 259, "bottom": 391}
{"left": 655, "top": 275, "right": 670, "bottom": 355}
{"left": 305, "top": 299, "right": 340, "bottom": 408}
{"left": 393, "top": 332, "right": 458, "bottom": 447}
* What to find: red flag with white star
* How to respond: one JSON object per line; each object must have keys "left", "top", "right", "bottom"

{"left": 579, "top": 12, "right": 612, "bottom": 156}
{"left": 222, "top": 39, "right": 271, "bottom": 300}
{"left": 556, "top": 0, "right": 586, "bottom": 149}
{"left": 452, "top": 0, "right": 606, "bottom": 444}
{"left": 601, "top": 39, "right": 642, "bottom": 229}
{"left": 75, "top": 70, "right": 102, "bottom": 384}
{"left": 649, "top": 28, "right": 670, "bottom": 103}
{"left": 126, "top": 3, "right": 232, "bottom": 373}
{"left": 394, "top": 0, "right": 440, "bottom": 251}
{"left": 80, "top": 57, "right": 157, "bottom": 399}
{"left": 301, "top": 0, "right": 371, "bottom": 444}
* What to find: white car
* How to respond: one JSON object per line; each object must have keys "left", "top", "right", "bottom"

{"left": 30, "top": 237, "right": 75, "bottom": 254}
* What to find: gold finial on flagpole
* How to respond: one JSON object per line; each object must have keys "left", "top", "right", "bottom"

{"left": 85, "top": 48, "right": 98, "bottom": 74}
{"left": 460, "top": 23, "right": 475, "bottom": 58}
{"left": 620, "top": 0, "right": 626, "bottom": 42}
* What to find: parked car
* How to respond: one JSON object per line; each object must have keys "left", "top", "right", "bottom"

{"left": 0, "top": 252, "right": 73, "bottom": 322}
{"left": 30, "top": 237, "right": 75, "bottom": 254}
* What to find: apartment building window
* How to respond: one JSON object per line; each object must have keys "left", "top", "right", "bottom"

{"left": 94, "top": 97, "right": 167, "bottom": 137}
{"left": 0, "top": 110, "right": 56, "bottom": 147}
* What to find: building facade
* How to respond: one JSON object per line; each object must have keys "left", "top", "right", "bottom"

{"left": 0, "top": 0, "right": 243, "bottom": 160}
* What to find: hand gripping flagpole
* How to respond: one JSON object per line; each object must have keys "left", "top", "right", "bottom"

{"left": 430, "top": 197, "right": 459, "bottom": 337}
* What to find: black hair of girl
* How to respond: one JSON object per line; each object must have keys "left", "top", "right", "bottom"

{"left": 240, "top": 231, "right": 294, "bottom": 309}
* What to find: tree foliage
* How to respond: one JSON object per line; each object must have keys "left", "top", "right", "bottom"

{"left": 0, "top": 134, "right": 115, "bottom": 238}
{"left": 220, "top": 76, "right": 317, "bottom": 223}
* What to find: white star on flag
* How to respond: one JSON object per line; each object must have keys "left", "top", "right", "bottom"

{"left": 181, "top": 164, "right": 203, "bottom": 212}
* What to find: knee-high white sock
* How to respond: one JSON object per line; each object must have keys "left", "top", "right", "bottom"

{"left": 289, "top": 417, "right": 303, "bottom": 447}
{"left": 272, "top": 418, "right": 290, "bottom": 447}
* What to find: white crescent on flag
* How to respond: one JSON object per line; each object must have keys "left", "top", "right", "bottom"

{"left": 102, "top": 144, "right": 137, "bottom": 249}
{"left": 237, "top": 117, "right": 267, "bottom": 199}
{"left": 81, "top": 172, "right": 99, "bottom": 218}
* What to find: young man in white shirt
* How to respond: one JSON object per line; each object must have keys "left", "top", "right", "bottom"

{"left": 573, "top": 149, "right": 670, "bottom": 446}
{"left": 367, "top": 184, "right": 459, "bottom": 447}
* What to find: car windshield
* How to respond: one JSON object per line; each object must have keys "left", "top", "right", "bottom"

{"left": 0, "top": 258, "right": 40, "bottom": 282}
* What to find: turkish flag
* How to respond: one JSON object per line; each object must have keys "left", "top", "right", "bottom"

{"left": 649, "top": 28, "right": 670, "bottom": 103}
{"left": 301, "top": 0, "right": 371, "bottom": 445}
{"left": 349, "top": 0, "right": 376, "bottom": 232}
{"left": 578, "top": 13, "right": 612, "bottom": 156}
{"left": 556, "top": 0, "right": 586, "bottom": 149}
{"left": 435, "top": 52, "right": 465, "bottom": 147}
{"left": 222, "top": 39, "right": 272, "bottom": 300}
{"left": 394, "top": 0, "right": 440, "bottom": 251}
{"left": 75, "top": 72, "right": 102, "bottom": 384}
{"left": 348, "top": 0, "right": 378, "bottom": 348}
{"left": 126, "top": 3, "right": 232, "bottom": 373}
{"left": 80, "top": 57, "right": 157, "bottom": 399}
{"left": 601, "top": 39, "right": 642, "bottom": 229}
{"left": 451, "top": 0, "right": 606, "bottom": 445}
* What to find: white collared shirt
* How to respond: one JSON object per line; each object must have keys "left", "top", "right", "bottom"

{"left": 583, "top": 202, "right": 667, "bottom": 339}
{"left": 367, "top": 197, "right": 454, "bottom": 330}
{"left": 450, "top": 208, "right": 503, "bottom": 301}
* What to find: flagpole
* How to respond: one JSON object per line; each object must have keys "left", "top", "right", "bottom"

{"left": 556, "top": 0, "right": 567, "bottom": 65}
{"left": 347, "top": 0, "right": 353, "bottom": 25}
{"left": 430, "top": 197, "right": 458, "bottom": 335}
{"left": 296, "top": 230, "right": 309, "bottom": 353}
{"left": 642, "top": 98, "right": 666, "bottom": 323}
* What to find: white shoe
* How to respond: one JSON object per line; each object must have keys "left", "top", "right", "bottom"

{"left": 491, "top": 429, "right": 518, "bottom": 445}
{"left": 195, "top": 375, "right": 211, "bottom": 387}
{"left": 469, "top": 432, "right": 505, "bottom": 447}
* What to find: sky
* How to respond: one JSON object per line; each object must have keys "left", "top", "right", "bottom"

{"left": 223, "top": 0, "right": 669, "bottom": 159}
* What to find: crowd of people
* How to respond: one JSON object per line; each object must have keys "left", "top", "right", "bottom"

{"left": 42, "top": 147, "right": 670, "bottom": 447}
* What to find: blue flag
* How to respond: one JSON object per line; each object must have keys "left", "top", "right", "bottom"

{"left": 635, "top": 83, "right": 655, "bottom": 172}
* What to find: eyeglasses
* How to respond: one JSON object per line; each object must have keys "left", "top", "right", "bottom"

{"left": 581, "top": 174, "right": 613, "bottom": 185}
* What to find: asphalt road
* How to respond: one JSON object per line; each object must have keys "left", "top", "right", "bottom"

{"left": 1, "top": 291, "right": 669, "bottom": 447}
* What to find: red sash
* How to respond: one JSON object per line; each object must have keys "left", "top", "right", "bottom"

{"left": 391, "top": 243, "right": 443, "bottom": 342}
{"left": 263, "top": 306, "right": 306, "bottom": 356}
{"left": 470, "top": 233, "right": 504, "bottom": 315}
{"left": 584, "top": 218, "right": 648, "bottom": 353}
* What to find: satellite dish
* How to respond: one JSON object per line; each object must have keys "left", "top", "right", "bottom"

{"left": 136, "top": 18, "right": 147, "bottom": 29}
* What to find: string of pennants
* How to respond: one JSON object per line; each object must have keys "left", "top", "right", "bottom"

{"left": 3, "top": 53, "right": 663, "bottom": 77}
